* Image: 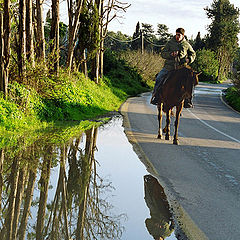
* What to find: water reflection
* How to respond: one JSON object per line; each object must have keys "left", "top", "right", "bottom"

{"left": 0, "top": 126, "right": 125, "bottom": 240}
{"left": 144, "top": 175, "right": 174, "bottom": 240}
{"left": 0, "top": 117, "right": 180, "bottom": 240}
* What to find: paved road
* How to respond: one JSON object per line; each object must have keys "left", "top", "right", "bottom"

{"left": 120, "top": 82, "right": 240, "bottom": 240}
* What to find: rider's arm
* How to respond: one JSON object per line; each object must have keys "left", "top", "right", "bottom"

{"left": 161, "top": 42, "right": 174, "bottom": 60}
{"left": 187, "top": 43, "right": 196, "bottom": 64}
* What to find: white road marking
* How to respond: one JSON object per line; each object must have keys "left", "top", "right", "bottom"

{"left": 187, "top": 109, "right": 240, "bottom": 144}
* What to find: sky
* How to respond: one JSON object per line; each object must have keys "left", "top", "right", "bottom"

{"left": 107, "top": 0, "right": 240, "bottom": 39}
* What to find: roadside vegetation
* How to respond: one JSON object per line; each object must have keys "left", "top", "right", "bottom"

{"left": 1, "top": 0, "right": 240, "bottom": 139}
{"left": 0, "top": 51, "right": 149, "bottom": 136}
{"left": 105, "top": 0, "right": 240, "bottom": 113}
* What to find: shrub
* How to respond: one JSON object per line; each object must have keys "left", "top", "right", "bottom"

{"left": 103, "top": 49, "right": 149, "bottom": 95}
{"left": 225, "top": 87, "right": 240, "bottom": 112}
{"left": 192, "top": 48, "right": 219, "bottom": 82}
{"left": 119, "top": 50, "right": 164, "bottom": 88}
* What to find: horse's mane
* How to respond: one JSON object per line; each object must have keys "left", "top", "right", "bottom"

{"left": 167, "top": 66, "right": 192, "bottom": 88}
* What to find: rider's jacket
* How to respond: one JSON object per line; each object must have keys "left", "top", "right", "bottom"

{"left": 161, "top": 36, "right": 196, "bottom": 71}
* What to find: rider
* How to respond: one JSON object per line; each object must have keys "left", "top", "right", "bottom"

{"left": 150, "top": 27, "right": 196, "bottom": 107}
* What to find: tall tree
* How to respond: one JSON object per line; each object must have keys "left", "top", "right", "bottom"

{"left": 156, "top": 23, "right": 172, "bottom": 45}
{"left": 205, "top": 0, "right": 240, "bottom": 81}
{"left": 90, "top": 0, "right": 102, "bottom": 83}
{"left": 93, "top": 0, "right": 130, "bottom": 82}
{"left": 141, "top": 23, "right": 156, "bottom": 52}
{"left": 75, "top": 1, "right": 99, "bottom": 77}
{"left": 131, "top": 21, "right": 141, "bottom": 50}
{"left": 193, "top": 31, "right": 205, "bottom": 51}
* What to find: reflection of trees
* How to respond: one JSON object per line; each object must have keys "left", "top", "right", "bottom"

{"left": 144, "top": 175, "right": 174, "bottom": 240}
{"left": 36, "top": 145, "right": 53, "bottom": 240}
{"left": 0, "top": 126, "right": 125, "bottom": 240}
{"left": 0, "top": 143, "right": 39, "bottom": 240}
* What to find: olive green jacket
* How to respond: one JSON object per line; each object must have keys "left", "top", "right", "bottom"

{"left": 161, "top": 36, "right": 196, "bottom": 71}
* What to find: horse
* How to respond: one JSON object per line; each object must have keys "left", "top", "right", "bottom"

{"left": 156, "top": 66, "right": 200, "bottom": 145}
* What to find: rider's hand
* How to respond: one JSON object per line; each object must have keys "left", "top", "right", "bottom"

{"left": 171, "top": 51, "right": 179, "bottom": 57}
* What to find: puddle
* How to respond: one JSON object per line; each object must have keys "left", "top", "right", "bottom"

{"left": 0, "top": 116, "right": 182, "bottom": 240}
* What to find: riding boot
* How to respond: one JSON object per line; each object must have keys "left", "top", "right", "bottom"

{"left": 150, "top": 94, "right": 160, "bottom": 105}
{"left": 150, "top": 86, "right": 162, "bottom": 105}
{"left": 184, "top": 97, "right": 193, "bottom": 108}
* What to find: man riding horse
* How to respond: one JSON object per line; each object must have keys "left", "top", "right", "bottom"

{"left": 151, "top": 27, "right": 196, "bottom": 107}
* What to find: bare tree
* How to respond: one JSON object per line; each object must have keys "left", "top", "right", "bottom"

{"left": 93, "top": 0, "right": 130, "bottom": 83}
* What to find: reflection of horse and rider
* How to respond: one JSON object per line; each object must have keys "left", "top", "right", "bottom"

{"left": 150, "top": 27, "right": 196, "bottom": 108}
{"left": 144, "top": 175, "right": 174, "bottom": 240}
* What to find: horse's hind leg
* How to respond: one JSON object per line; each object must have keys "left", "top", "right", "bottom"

{"left": 157, "top": 103, "right": 163, "bottom": 139}
{"left": 165, "top": 109, "right": 170, "bottom": 140}
{"left": 173, "top": 103, "right": 183, "bottom": 145}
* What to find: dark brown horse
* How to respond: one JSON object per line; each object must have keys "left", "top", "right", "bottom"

{"left": 157, "top": 66, "right": 200, "bottom": 145}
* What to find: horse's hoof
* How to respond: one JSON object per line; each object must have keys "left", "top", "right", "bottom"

{"left": 163, "top": 127, "right": 167, "bottom": 133}
{"left": 165, "top": 135, "right": 170, "bottom": 140}
{"left": 157, "top": 135, "right": 162, "bottom": 139}
{"left": 173, "top": 139, "right": 179, "bottom": 145}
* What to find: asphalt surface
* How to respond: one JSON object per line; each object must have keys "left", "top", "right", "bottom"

{"left": 120, "top": 82, "right": 240, "bottom": 240}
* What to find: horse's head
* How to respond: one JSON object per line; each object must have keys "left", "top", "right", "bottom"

{"left": 181, "top": 67, "right": 201, "bottom": 98}
{"left": 192, "top": 70, "right": 201, "bottom": 86}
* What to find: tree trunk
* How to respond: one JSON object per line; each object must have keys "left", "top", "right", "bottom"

{"left": 50, "top": 0, "right": 60, "bottom": 74}
{"left": 66, "top": 0, "right": 84, "bottom": 72}
{"left": 99, "top": 0, "right": 104, "bottom": 79}
{"left": 83, "top": 49, "right": 88, "bottom": 78}
{"left": 100, "top": 39, "right": 104, "bottom": 79}
{"left": 26, "top": 0, "right": 35, "bottom": 66}
{"left": 91, "top": 0, "right": 103, "bottom": 83}
{"left": 93, "top": 51, "right": 100, "bottom": 84}
{"left": 36, "top": 0, "right": 45, "bottom": 61}
{"left": 0, "top": 0, "right": 11, "bottom": 97}
{"left": 19, "top": 0, "right": 26, "bottom": 77}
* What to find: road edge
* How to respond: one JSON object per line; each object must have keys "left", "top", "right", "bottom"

{"left": 119, "top": 98, "right": 209, "bottom": 240}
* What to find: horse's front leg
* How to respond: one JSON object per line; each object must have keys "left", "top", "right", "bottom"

{"left": 165, "top": 109, "right": 170, "bottom": 140}
{"left": 157, "top": 103, "right": 163, "bottom": 139}
{"left": 173, "top": 102, "right": 183, "bottom": 145}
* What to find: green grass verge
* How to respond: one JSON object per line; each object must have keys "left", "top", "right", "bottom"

{"left": 225, "top": 87, "right": 240, "bottom": 112}
{"left": 0, "top": 51, "right": 150, "bottom": 144}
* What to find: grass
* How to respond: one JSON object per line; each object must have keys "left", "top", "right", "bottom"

{"left": 0, "top": 50, "right": 150, "bottom": 146}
